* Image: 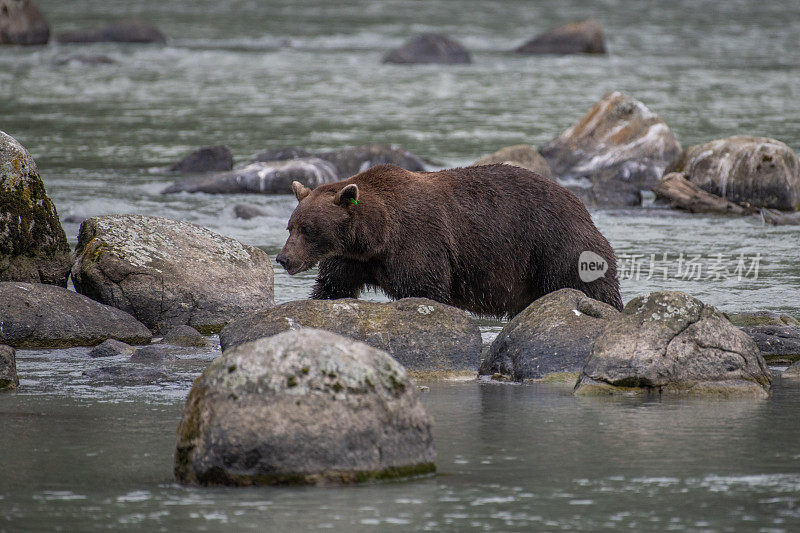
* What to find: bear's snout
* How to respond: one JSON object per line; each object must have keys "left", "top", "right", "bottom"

{"left": 275, "top": 253, "right": 291, "bottom": 271}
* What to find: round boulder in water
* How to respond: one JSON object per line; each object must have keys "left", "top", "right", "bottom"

{"left": 174, "top": 328, "right": 436, "bottom": 486}
{"left": 169, "top": 146, "right": 233, "bottom": 173}
{"left": 383, "top": 33, "right": 471, "bottom": 65}
{"left": 0, "top": 0, "right": 49, "bottom": 45}
{"left": 514, "top": 20, "right": 606, "bottom": 55}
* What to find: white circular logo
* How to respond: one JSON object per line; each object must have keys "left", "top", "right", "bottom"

{"left": 579, "top": 251, "right": 608, "bottom": 282}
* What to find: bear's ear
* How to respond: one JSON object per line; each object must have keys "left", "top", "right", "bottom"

{"left": 291, "top": 181, "right": 311, "bottom": 202}
{"left": 334, "top": 184, "right": 359, "bottom": 207}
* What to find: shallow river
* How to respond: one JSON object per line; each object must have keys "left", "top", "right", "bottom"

{"left": 1, "top": 0, "right": 799, "bottom": 530}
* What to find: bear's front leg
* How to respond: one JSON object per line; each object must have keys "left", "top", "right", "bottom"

{"left": 310, "top": 258, "right": 367, "bottom": 300}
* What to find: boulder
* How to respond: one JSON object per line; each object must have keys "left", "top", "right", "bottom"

{"left": 161, "top": 158, "right": 338, "bottom": 194}
{"left": 232, "top": 203, "right": 269, "bottom": 220}
{"left": 243, "top": 146, "right": 311, "bottom": 166}
{"left": 725, "top": 311, "right": 800, "bottom": 328}
{"left": 131, "top": 345, "right": 177, "bottom": 363}
{"left": 0, "top": 0, "right": 49, "bottom": 45}
{"left": 71, "top": 215, "right": 274, "bottom": 334}
{"left": 56, "top": 19, "right": 166, "bottom": 44}
{"left": 575, "top": 291, "right": 772, "bottom": 397}
{"left": 514, "top": 20, "right": 606, "bottom": 55}
{"left": 169, "top": 146, "right": 233, "bottom": 173}
{"left": 541, "top": 92, "right": 682, "bottom": 207}
{"left": 1, "top": 131, "right": 71, "bottom": 286}
{"left": 89, "top": 338, "right": 136, "bottom": 358}
{"left": 383, "top": 33, "right": 471, "bottom": 65}
{"left": 473, "top": 144, "right": 553, "bottom": 180}
{"left": 0, "top": 344, "right": 18, "bottom": 390}
{"left": 174, "top": 329, "right": 436, "bottom": 486}
{"left": 83, "top": 365, "right": 174, "bottom": 385}
{"left": 315, "top": 144, "right": 427, "bottom": 179}
{"left": 783, "top": 360, "right": 800, "bottom": 380}
{"left": 0, "top": 281, "right": 152, "bottom": 348}
{"left": 220, "top": 298, "right": 482, "bottom": 373}
{"left": 479, "top": 289, "right": 619, "bottom": 381}
{"left": 667, "top": 137, "right": 800, "bottom": 211}
{"left": 161, "top": 325, "right": 206, "bottom": 347}
{"left": 740, "top": 325, "right": 800, "bottom": 365}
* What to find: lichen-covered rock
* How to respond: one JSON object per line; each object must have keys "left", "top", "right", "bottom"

{"left": 514, "top": 20, "right": 605, "bottom": 55}
{"left": 0, "top": 0, "right": 49, "bottom": 45}
{"left": 169, "top": 146, "right": 233, "bottom": 173}
{"left": 161, "top": 158, "right": 338, "bottom": 194}
{"left": 89, "top": 338, "right": 136, "bottom": 358}
{"left": 56, "top": 19, "right": 166, "bottom": 44}
{"left": 473, "top": 144, "right": 553, "bottom": 180}
{"left": 575, "top": 291, "right": 772, "bottom": 397}
{"left": 383, "top": 33, "right": 471, "bottom": 64}
{"left": 1, "top": 131, "right": 70, "bottom": 286}
{"left": 174, "top": 329, "right": 436, "bottom": 486}
{"left": 541, "top": 92, "right": 682, "bottom": 207}
{"left": 232, "top": 203, "right": 269, "bottom": 220}
{"left": 479, "top": 289, "right": 619, "bottom": 381}
{"left": 220, "top": 298, "right": 481, "bottom": 373}
{"left": 0, "top": 344, "right": 18, "bottom": 390}
{"left": 667, "top": 137, "right": 800, "bottom": 211}
{"left": 161, "top": 325, "right": 206, "bottom": 347}
{"left": 0, "top": 282, "right": 152, "bottom": 348}
{"left": 71, "top": 215, "right": 274, "bottom": 333}
{"left": 740, "top": 325, "right": 800, "bottom": 365}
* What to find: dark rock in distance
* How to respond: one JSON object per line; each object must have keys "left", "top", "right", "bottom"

{"left": 232, "top": 203, "right": 269, "bottom": 220}
{"left": 89, "top": 338, "right": 137, "bottom": 358}
{"left": 514, "top": 20, "right": 606, "bottom": 55}
{"left": 243, "top": 147, "right": 311, "bottom": 166}
{"left": 0, "top": 0, "right": 49, "bottom": 45}
{"left": 169, "top": 146, "right": 234, "bottom": 173}
{"left": 0, "top": 344, "right": 19, "bottom": 390}
{"left": 383, "top": 32, "right": 471, "bottom": 65}
{"left": 131, "top": 345, "right": 178, "bottom": 363}
{"left": 53, "top": 54, "right": 116, "bottom": 66}
{"left": 161, "top": 325, "right": 206, "bottom": 347}
{"left": 56, "top": 19, "right": 166, "bottom": 44}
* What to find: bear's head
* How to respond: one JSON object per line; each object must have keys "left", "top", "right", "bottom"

{"left": 276, "top": 180, "right": 364, "bottom": 274}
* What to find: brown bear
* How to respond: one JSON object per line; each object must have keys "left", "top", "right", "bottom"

{"left": 276, "top": 164, "right": 623, "bottom": 317}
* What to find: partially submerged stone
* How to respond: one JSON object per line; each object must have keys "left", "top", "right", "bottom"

{"left": 473, "top": 144, "right": 553, "bottom": 180}
{"left": 220, "top": 298, "right": 482, "bottom": 373}
{"left": 0, "top": 282, "right": 152, "bottom": 348}
{"left": 131, "top": 345, "right": 177, "bottom": 363}
{"left": 174, "top": 329, "right": 436, "bottom": 486}
{"left": 0, "top": 0, "right": 49, "bottom": 45}
{"left": 89, "top": 338, "right": 137, "bottom": 358}
{"left": 1, "top": 130, "right": 71, "bottom": 286}
{"left": 169, "top": 146, "right": 233, "bottom": 173}
{"left": 56, "top": 19, "right": 166, "bottom": 44}
{"left": 383, "top": 33, "right": 471, "bottom": 65}
{"left": 740, "top": 325, "right": 800, "bottom": 365}
{"left": 83, "top": 365, "right": 174, "bottom": 385}
{"left": 71, "top": 215, "right": 274, "bottom": 333}
{"left": 575, "top": 291, "right": 772, "bottom": 397}
{"left": 514, "top": 20, "right": 605, "bottom": 55}
{"left": 161, "top": 325, "right": 206, "bottom": 347}
{"left": 0, "top": 345, "right": 19, "bottom": 390}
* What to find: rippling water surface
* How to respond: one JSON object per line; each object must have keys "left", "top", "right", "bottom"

{"left": 2, "top": 0, "right": 800, "bottom": 530}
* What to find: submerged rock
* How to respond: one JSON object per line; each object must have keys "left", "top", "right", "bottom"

{"left": 83, "top": 365, "right": 174, "bottom": 385}
{"left": 232, "top": 203, "right": 269, "bottom": 220}
{"left": 0, "top": 0, "right": 49, "bottom": 45}
{"left": 473, "top": 144, "right": 553, "bottom": 179}
{"left": 667, "top": 136, "right": 800, "bottom": 211}
{"left": 514, "top": 20, "right": 606, "bottom": 55}
{"left": 71, "top": 215, "right": 274, "bottom": 334}
{"left": 89, "top": 338, "right": 137, "bottom": 358}
{"left": 740, "top": 325, "right": 800, "bottom": 365}
{"left": 1, "top": 130, "right": 71, "bottom": 286}
{"left": 169, "top": 146, "right": 233, "bottom": 173}
{"left": 479, "top": 289, "right": 619, "bottom": 381}
{"left": 161, "top": 158, "right": 338, "bottom": 194}
{"left": 131, "top": 345, "right": 177, "bottom": 363}
{"left": 161, "top": 325, "right": 206, "bottom": 347}
{"left": 174, "top": 329, "right": 436, "bottom": 486}
{"left": 220, "top": 298, "right": 482, "bottom": 373}
{"left": 53, "top": 54, "right": 116, "bottom": 66}
{"left": 0, "top": 345, "right": 19, "bottom": 390}
{"left": 541, "top": 92, "right": 682, "bottom": 207}
{"left": 383, "top": 33, "right": 471, "bottom": 64}
{"left": 0, "top": 281, "right": 152, "bottom": 348}
{"left": 575, "top": 291, "right": 772, "bottom": 397}
{"left": 56, "top": 19, "right": 166, "bottom": 44}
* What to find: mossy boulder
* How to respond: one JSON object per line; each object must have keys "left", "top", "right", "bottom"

{"left": 174, "top": 328, "right": 436, "bottom": 486}
{"left": 513, "top": 20, "right": 605, "bottom": 55}
{"left": 575, "top": 291, "right": 772, "bottom": 397}
{"left": 0, "top": 0, "right": 49, "bottom": 45}
{"left": 0, "top": 344, "right": 19, "bottom": 390}
{"left": 383, "top": 33, "right": 471, "bottom": 65}
{"left": 1, "top": 131, "right": 70, "bottom": 286}
{"left": 71, "top": 215, "right": 274, "bottom": 334}
{"left": 479, "top": 289, "right": 619, "bottom": 381}
{"left": 56, "top": 19, "right": 166, "bottom": 44}
{"left": 220, "top": 298, "right": 482, "bottom": 373}
{"left": 0, "top": 281, "right": 151, "bottom": 348}
{"left": 473, "top": 145, "right": 553, "bottom": 180}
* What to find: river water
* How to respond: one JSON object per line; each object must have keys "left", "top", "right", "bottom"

{"left": 1, "top": 0, "right": 799, "bottom": 530}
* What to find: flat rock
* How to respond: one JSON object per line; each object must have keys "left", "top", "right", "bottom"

{"left": 83, "top": 365, "right": 174, "bottom": 385}
{"left": 53, "top": 54, "right": 116, "bottom": 66}
{"left": 667, "top": 136, "right": 800, "bottom": 211}
{"left": 220, "top": 298, "right": 482, "bottom": 373}
{"left": 575, "top": 291, "right": 772, "bottom": 397}
{"left": 0, "top": 282, "right": 152, "bottom": 348}
{"left": 0, "top": 344, "right": 18, "bottom": 390}
{"left": 541, "top": 91, "right": 682, "bottom": 207}
{"left": 89, "top": 338, "right": 137, "bottom": 358}
{"left": 473, "top": 144, "right": 553, "bottom": 180}
{"left": 725, "top": 311, "right": 800, "bottom": 327}
{"left": 514, "top": 20, "right": 605, "bottom": 55}
{"left": 1, "top": 130, "right": 71, "bottom": 286}
{"left": 71, "top": 215, "right": 274, "bottom": 334}
{"left": 479, "top": 289, "right": 619, "bottom": 381}
{"left": 131, "top": 345, "right": 178, "bottom": 363}
{"left": 383, "top": 33, "right": 471, "bottom": 65}
{"left": 161, "top": 325, "right": 206, "bottom": 347}
{"left": 56, "top": 19, "right": 166, "bottom": 44}
{"left": 232, "top": 203, "right": 269, "bottom": 220}
{"left": 740, "top": 325, "right": 800, "bottom": 364}
{"left": 174, "top": 329, "right": 436, "bottom": 486}
{"left": 169, "top": 146, "right": 233, "bottom": 173}
{"left": 0, "top": 0, "right": 49, "bottom": 45}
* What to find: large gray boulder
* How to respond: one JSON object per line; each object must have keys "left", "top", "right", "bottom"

{"left": 0, "top": 282, "right": 152, "bottom": 348}
{"left": 161, "top": 158, "right": 338, "bottom": 194}
{"left": 479, "top": 289, "right": 619, "bottom": 381}
{"left": 514, "top": 20, "right": 606, "bottom": 55}
{"left": 56, "top": 19, "right": 166, "bottom": 44}
{"left": 575, "top": 291, "right": 772, "bottom": 397}
{"left": 541, "top": 92, "right": 682, "bottom": 207}
{"left": 740, "top": 325, "right": 800, "bottom": 365}
{"left": 220, "top": 298, "right": 482, "bottom": 373}
{"left": 0, "top": 0, "right": 49, "bottom": 45}
{"left": 473, "top": 144, "right": 553, "bottom": 180}
{"left": 383, "top": 33, "right": 471, "bottom": 65}
{"left": 1, "top": 131, "right": 71, "bottom": 286}
{"left": 169, "top": 146, "right": 233, "bottom": 173}
{"left": 667, "top": 136, "right": 800, "bottom": 211}
{"left": 175, "top": 329, "right": 436, "bottom": 486}
{"left": 71, "top": 215, "right": 274, "bottom": 333}
{"left": 0, "top": 345, "right": 18, "bottom": 390}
